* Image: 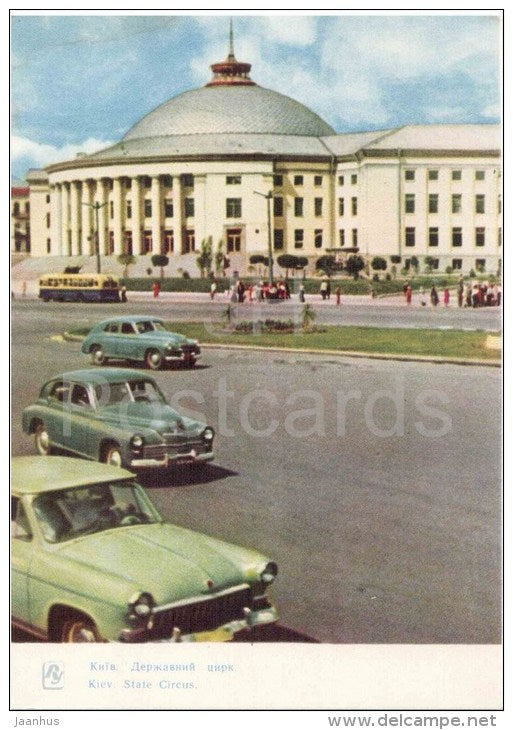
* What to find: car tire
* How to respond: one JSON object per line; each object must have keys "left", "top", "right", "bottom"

{"left": 184, "top": 357, "right": 196, "bottom": 369}
{"left": 91, "top": 345, "right": 106, "bottom": 366}
{"left": 102, "top": 445, "right": 123, "bottom": 467}
{"left": 145, "top": 349, "right": 163, "bottom": 370}
{"left": 61, "top": 617, "right": 101, "bottom": 643}
{"left": 34, "top": 423, "right": 52, "bottom": 456}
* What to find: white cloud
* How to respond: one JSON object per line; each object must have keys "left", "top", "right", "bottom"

{"left": 11, "top": 135, "right": 114, "bottom": 169}
{"left": 263, "top": 16, "right": 317, "bottom": 46}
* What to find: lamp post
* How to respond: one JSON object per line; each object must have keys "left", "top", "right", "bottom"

{"left": 253, "top": 190, "right": 273, "bottom": 283}
{"left": 83, "top": 201, "right": 107, "bottom": 274}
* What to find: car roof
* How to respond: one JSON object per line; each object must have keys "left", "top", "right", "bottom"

{"left": 48, "top": 368, "right": 157, "bottom": 384}
{"left": 11, "top": 456, "right": 135, "bottom": 495}
{"left": 93, "top": 315, "right": 165, "bottom": 327}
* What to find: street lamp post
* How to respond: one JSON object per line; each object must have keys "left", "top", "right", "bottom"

{"left": 253, "top": 190, "right": 273, "bottom": 283}
{"left": 83, "top": 201, "right": 107, "bottom": 274}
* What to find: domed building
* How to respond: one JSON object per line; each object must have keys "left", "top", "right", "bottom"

{"left": 24, "top": 31, "right": 501, "bottom": 277}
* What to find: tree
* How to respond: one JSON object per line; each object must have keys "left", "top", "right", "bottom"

{"left": 117, "top": 253, "right": 136, "bottom": 279}
{"left": 390, "top": 255, "right": 401, "bottom": 265}
{"left": 249, "top": 254, "right": 269, "bottom": 277}
{"left": 151, "top": 254, "right": 169, "bottom": 279}
{"left": 371, "top": 256, "right": 387, "bottom": 271}
{"left": 410, "top": 256, "right": 420, "bottom": 274}
{"left": 315, "top": 255, "right": 337, "bottom": 277}
{"left": 196, "top": 237, "right": 213, "bottom": 278}
{"left": 277, "top": 254, "right": 300, "bottom": 278}
{"left": 345, "top": 255, "right": 365, "bottom": 280}
{"left": 424, "top": 256, "right": 436, "bottom": 273}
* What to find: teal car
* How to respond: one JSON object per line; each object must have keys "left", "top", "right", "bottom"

{"left": 11, "top": 457, "right": 278, "bottom": 642}
{"left": 22, "top": 368, "right": 215, "bottom": 470}
{"left": 81, "top": 315, "right": 200, "bottom": 370}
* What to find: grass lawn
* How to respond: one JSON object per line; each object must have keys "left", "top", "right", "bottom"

{"left": 68, "top": 322, "right": 501, "bottom": 361}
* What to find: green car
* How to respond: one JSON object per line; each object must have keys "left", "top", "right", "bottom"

{"left": 81, "top": 315, "right": 200, "bottom": 370}
{"left": 22, "top": 368, "right": 215, "bottom": 470}
{"left": 11, "top": 456, "right": 278, "bottom": 642}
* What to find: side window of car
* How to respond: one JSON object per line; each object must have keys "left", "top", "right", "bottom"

{"left": 48, "top": 380, "right": 70, "bottom": 404}
{"left": 70, "top": 383, "right": 91, "bottom": 408}
{"left": 105, "top": 323, "right": 119, "bottom": 333}
{"left": 11, "top": 497, "right": 32, "bottom": 541}
{"left": 121, "top": 323, "right": 135, "bottom": 335}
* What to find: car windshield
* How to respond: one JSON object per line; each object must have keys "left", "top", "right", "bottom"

{"left": 94, "top": 379, "right": 166, "bottom": 406}
{"left": 32, "top": 481, "right": 160, "bottom": 543}
{"left": 135, "top": 320, "right": 166, "bottom": 333}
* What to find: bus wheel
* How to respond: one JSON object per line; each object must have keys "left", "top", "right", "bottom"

{"left": 91, "top": 346, "right": 106, "bottom": 366}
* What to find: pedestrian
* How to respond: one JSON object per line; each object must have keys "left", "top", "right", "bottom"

{"left": 403, "top": 281, "right": 409, "bottom": 297}
{"left": 236, "top": 280, "right": 245, "bottom": 303}
{"left": 443, "top": 288, "right": 450, "bottom": 307}
{"left": 370, "top": 286, "right": 376, "bottom": 300}
{"left": 465, "top": 284, "right": 472, "bottom": 308}
{"left": 120, "top": 283, "right": 127, "bottom": 303}
{"left": 335, "top": 285, "right": 341, "bottom": 306}
{"left": 299, "top": 284, "right": 305, "bottom": 303}
{"left": 284, "top": 281, "right": 291, "bottom": 300}
{"left": 153, "top": 280, "right": 161, "bottom": 299}
{"left": 210, "top": 280, "right": 217, "bottom": 301}
{"left": 430, "top": 285, "right": 439, "bottom": 307}
{"left": 320, "top": 279, "right": 328, "bottom": 301}
{"left": 457, "top": 286, "right": 464, "bottom": 308}
{"left": 406, "top": 285, "right": 412, "bottom": 305}
{"left": 419, "top": 287, "right": 427, "bottom": 307}
{"left": 326, "top": 279, "right": 331, "bottom": 300}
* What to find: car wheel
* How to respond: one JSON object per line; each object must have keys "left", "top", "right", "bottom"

{"left": 91, "top": 345, "right": 106, "bottom": 366}
{"left": 103, "top": 445, "right": 123, "bottom": 467}
{"left": 61, "top": 618, "right": 101, "bottom": 643}
{"left": 184, "top": 357, "right": 196, "bottom": 369}
{"left": 34, "top": 423, "right": 52, "bottom": 456}
{"left": 146, "top": 349, "right": 163, "bottom": 370}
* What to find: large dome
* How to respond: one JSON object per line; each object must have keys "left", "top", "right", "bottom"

{"left": 123, "top": 85, "right": 336, "bottom": 140}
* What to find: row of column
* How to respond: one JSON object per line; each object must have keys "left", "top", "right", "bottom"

{"left": 49, "top": 175, "right": 186, "bottom": 256}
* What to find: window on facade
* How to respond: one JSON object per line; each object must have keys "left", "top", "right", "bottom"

{"left": 13, "top": 202, "right": 19, "bottom": 215}
{"left": 26, "top": 202, "right": 30, "bottom": 214}
{"left": 452, "top": 170, "right": 462, "bottom": 181}
{"left": 352, "top": 229, "right": 358, "bottom": 246}
{"left": 294, "top": 197, "right": 303, "bottom": 217}
{"left": 185, "top": 229, "right": 195, "bottom": 252}
{"left": 428, "top": 170, "right": 439, "bottom": 181}
{"left": 143, "top": 176, "right": 151, "bottom": 189}
{"left": 475, "top": 194, "right": 485, "bottom": 214}
{"left": 351, "top": 174, "right": 357, "bottom": 185}
{"left": 143, "top": 230, "right": 152, "bottom": 254}
{"left": 46, "top": 212, "right": 51, "bottom": 228}
{"left": 314, "top": 175, "right": 323, "bottom": 186}
{"left": 428, "top": 227, "right": 439, "bottom": 247}
{"left": 273, "top": 174, "right": 283, "bottom": 187}
{"left": 338, "top": 198, "right": 344, "bottom": 216}
{"left": 405, "top": 194, "right": 415, "bottom": 214}
{"left": 475, "top": 258, "right": 486, "bottom": 271}
{"left": 273, "top": 229, "right": 284, "bottom": 250}
{"left": 46, "top": 238, "right": 51, "bottom": 254}
{"left": 498, "top": 228, "right": 502, "bottom": 246}
{"left": 430, "top": 258, "right": 440, "bottom": 270}
{"left": 294, "top": 175, "right": 303, "bottom": 186}
{"left": 226, "top": 198, "right": 241, "bottom": 218}
{"left": 475, "top": 227, "right": 485, "bottom": 247}
{"left": 452, "top": 194, "right": 462, "bottom": 214}
{"left": 452, "top": 227, "right": 462, "bottom": 247}
{"left": 124, "top": 178, "right": 132, "bottom": 189}
{"left": 314, "top": 229, "right": 323, "bottom": 249}
{"left": 273, "top": 196, "right": 283, "bottom": 217}
{"left": 351, "top": 197, "right": 358, "bottom": 216}
{"left": 162, "top": 175, "right": 173, "bottom": 188}
{"left": 475, "top": 170, "right": 485, "bottom": 181}
{"left": 164, "top": 199, "right": 174, "bottom": 218}
{"left": 182, "top": 174, "right": 194, "bottom": 188}
{"left": 405, "top": 227, "right": 416, "bottom": 247}
{"left": 185, "top": 198, "right": 195, "bottom": 217}
{"left": 294, "top": 229, "right": 304, "bottom": 249}
{"left": 109, "top": 201, "right": 114, "bottom": 219}
{"left": 226, "top": 175, "right": 241, "bottom": 185}
{"left": 405, "top": 169, "right": 415, "bottom": 181}
{"left": 314, "top": 198, "right": 323, "bottom": 216}
{"left": 123, "top": 231, "right": 133, "bottom": 255}
{"left": 126, "top": 200, "right": 132, "bottom": 219}
{"left": 498, "top": 194, "right": 501, "bottom": 214}
{"left": 428, "top": 194, "right": 438, "bottom": 214}
{"left": 108, "top": 179, "right": 114, "bottom": 190}
{"left": 338, "top": 175, "right": 344, "bottom": 186}
{"left": 452, "top": 259, "right": 462, "bottom": 270}
{"left": 339, "top": 229, "right": 345, "bottom": 247}
{"left": 163, "top": 230, "right": 174, "bottom": 254}
{"left": 226, "top": 228, "right": 241, "bottom": 253}
{"left": 46, "top": 194, "right": 50, "bottom": 204}
{"left": 144, "top": 200, "right": 152, "bottom": 217}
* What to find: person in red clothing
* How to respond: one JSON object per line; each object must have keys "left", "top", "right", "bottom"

{"left": 153, "top": 280, "right": 161, "bottom": 299}
{"left": 443, "top": 288, "right": 450, "bottom": 307}
{"left": 405, "top": 285, "right": 412, "bottom": 305}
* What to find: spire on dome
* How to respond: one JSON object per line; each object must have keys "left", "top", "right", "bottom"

{"left": 206, "top": 19, "right": 256, "bottom": 87}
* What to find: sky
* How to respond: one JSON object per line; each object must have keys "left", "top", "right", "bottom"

{"left": 10, "top": 12, "right": 502, "bottom": 182}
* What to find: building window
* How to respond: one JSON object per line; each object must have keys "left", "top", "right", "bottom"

{"left": 475, "top": 258, "right": 486, "bottom": 271}
{"left": 452, "top": 170, "right": 462, "bottom": 181}
{"left": 294, "top": 175, "right": 303, "bottom": 186}
{"left": 338, "top": 198, "right": 344, "bottom": 216}
{"left": 126, "top": 200, "right": 132, "bottom": 219}
{"left": 26, "top": 202, "right": 30, "bottom": 214}
{"left": 162, "top": 175, "right": 172, "bottom": 188}
{"left": 124, "top": 178, "right": 132, "bottom": 189}
{"left": 164, "top": 199, "right": 174, "bottom": 218}
{"left": 452, "top": 258, "right": 462, "bottom": 270}
{"left": 163, "top": 230, "right": 174, "bottom": 254}
{"left": 184, "top": 229, "right": 195, "bottom": 253}
{"left": 226, "top": 198, "right": 241, "bottom": 218}
{"left": 475, "top": 170, "right": 485, "bottom": 181}
{"left": 429, "top": 258, "right": 439, "bottom": 270}
{"left": 273, "top": 174, "right": 283, "bottom": 187}
{"left": 428, "top": 194, "right": 438, "bottom": 214}
{"left": 227, "top": 228, "right": 241, "bottom": 253}
{"left": 185, "top": 198, "right": 195, "bottom": 218}
{"left": 498, "top": 194, "right": 501, "bottom": 214}
{"left": 428, "top": 170, "right": 439, "bottom": 181}
{"left": 452, "top": 227, "right": 462, "bottom": 247}
{"left": 314, "top": 175, "right": 323, "bottom": 186}
{"left": 273, "top": 196, "right": 283, "bottom": 217}
{"left": 405, "top": 194, "right": 415, "bottom": 214}
{"left": 351, "top": 197, "right": 358, "bottom": 216}
{"left": 351, "top": 174, "right": 357, "bottom": 185}
{"left": 294, "top": 197, "right": 303, "bottom": 217}
{"left": 182, "top": 174, "right": 194, "bottom": 188}
{"left": 338, "top": 175, "right": 344, "bottom": 186}
{"left": 46, "top": 212, "right": 50, "bottom": 228}
{"left": 452, "top": 194, "right": 462, "bottom": 214}
{"left": 428, "top": 227, "right": 439, "bottom": 247}
{"left": 352, "top": 229, "right": 358, "bottom": 246}
{"left": 294, "top": 229, "right": 304, "bottom": 249}
{"left": 110, "top": 201, "right": 114, "bottom": 219}
{"left": 475, "top": 227, "right": 485, "bottom": 247}
{"left": 474, "top": 194, "right": 485, "bottom": 214}
{"left": 405, "top": 169, "right": 415, "bottom": 181}
{"left": 405, "top": 227, "right": 416, "bottom": 247}
{"left": 144, "top": 200, "right": 152, "bottom": 217}
{"left": 314, "top": 229, "right": 323, "bottom": 249}
{"left": 13, "top": 202, "right": 19, "bottom": 215}
{"left": 123, "top": 231, "right": 132, "bottom": 255}
{"left": 143, "top": 230, "right": 152, "bottom": 253}
{"left": 339, "top": 229, "right": 345, "bottom": 247}
{"left": 314, "top": 198, "right": 323, "bottom": 216}
{"left": 226, "top": 175, "right": 241, "bottom": 185}
{"left": 498, "top": 228, "right": 502, "bottom": 246}
{"left": 46, "top": 238, "right": 51, "bottom": 254}
{"left": 273, "top": 229, "right": 284, "bottom": 250}
{"left": 46, "top": 194, "right": 50, "bottom": 204}
{"left": 143, "top": 176, "right": 151, "bottom": 189}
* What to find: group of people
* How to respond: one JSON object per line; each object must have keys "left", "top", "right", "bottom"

{"left": 403, "top": 279, "right": 501, "bottom": 308}
{"left": 218, "top": 280, "right": 293, "bottom": 304}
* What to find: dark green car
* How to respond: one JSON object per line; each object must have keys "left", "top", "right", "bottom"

{"left": 12, "top": 456, "right": 278, "bottom": 642}
{"left": 81, "top": 315, "right": 200, "bottom": 370}
{"left": 22, "top": 368, "right": 215, "bottom": 470}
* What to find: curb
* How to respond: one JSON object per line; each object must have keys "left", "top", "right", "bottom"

{"left": 62, "top": 332, "right": 501, "bottom": 368}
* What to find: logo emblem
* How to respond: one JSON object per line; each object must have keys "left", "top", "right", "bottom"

{"left": 42, "top": 662, "right": 64, "bottom": 689}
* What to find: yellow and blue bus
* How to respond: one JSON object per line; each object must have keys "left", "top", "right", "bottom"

{"left": 39, "top": 274, "right": 120, "bottom": 303}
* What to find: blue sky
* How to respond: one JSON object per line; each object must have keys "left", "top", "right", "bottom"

{"left": 11, "top": 12, "right": 502, "bottom": 181}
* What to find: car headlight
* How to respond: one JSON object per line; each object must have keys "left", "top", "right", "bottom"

{"left": 166, "top": 342, "right": 175, "bottom": 350}
{"left": 130, "top": 434, "right": 144, "bottom": 450}
{"left": 128, "top": 592, "right": 155, "bottom": 624}
{"left": 202, "top": 427, "right": 215, "bottom": 442}
{"left": 260, "top": 562, "right": 278, "bottom": 585}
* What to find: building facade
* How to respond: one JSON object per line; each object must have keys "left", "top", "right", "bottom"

{"left": 19, "top": 42, "right": 502, "bottom": 277}
{"left": 11, "top": 186, "right": 31, "bottom": 254}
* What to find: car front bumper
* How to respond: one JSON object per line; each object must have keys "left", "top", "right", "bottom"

{"left": 164, "top": 350, "right": 201, "bottom": 362}
{"left": 129, "top": 449, "right": 214, "bottom": 469}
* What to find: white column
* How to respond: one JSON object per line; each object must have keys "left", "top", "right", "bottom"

{"left": 112, "top": 177, "right": 123, "bottom": 254}
{"left": 131, "top": 176, "right": 142, "bottom": 254}
{"left": 61, "top": 183, "right": 70, "bottom": 255}
{"left": 50, "top": 184, "right": 62, "bottom": 255}
{"left": 174, "top": 175, "right": 183, "bottom": 254}
{"left": 95, "top": 179, "right": 108, "bottom": 255}
{"left": 69, "top": 181, "right": 80, "bottom": 255}
{"left": 82, "top": 181, "right": 94, "bottom": 255}
{"left": 151, "top": 176, "right": 162, "bottom": 254}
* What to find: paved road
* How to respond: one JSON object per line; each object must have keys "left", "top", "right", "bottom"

{"left": 11, "top": 300, "right": 502, "bottom": 643}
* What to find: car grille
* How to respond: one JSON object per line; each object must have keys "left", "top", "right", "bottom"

{"left": 181, "top": 344, "right": 200, "bottom": 354}
{"left": 142, "top": 440, "right": 208, "bottom": 460}
{"left": 150, "top": 586, "right": 252, "bottom": 638}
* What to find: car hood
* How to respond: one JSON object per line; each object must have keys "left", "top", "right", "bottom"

{"left": 54, "top": 522, "right": 266, "bottom": 605}
{"left": 136, "top": 331, "right": 193, "bottom": 345}
{"left": 97, "top": 402, "right": 203, "bottom": 435}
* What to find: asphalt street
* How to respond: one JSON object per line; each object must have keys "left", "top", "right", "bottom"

{"left": 11, "top": 299, "right": 502, "bottom": 643}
